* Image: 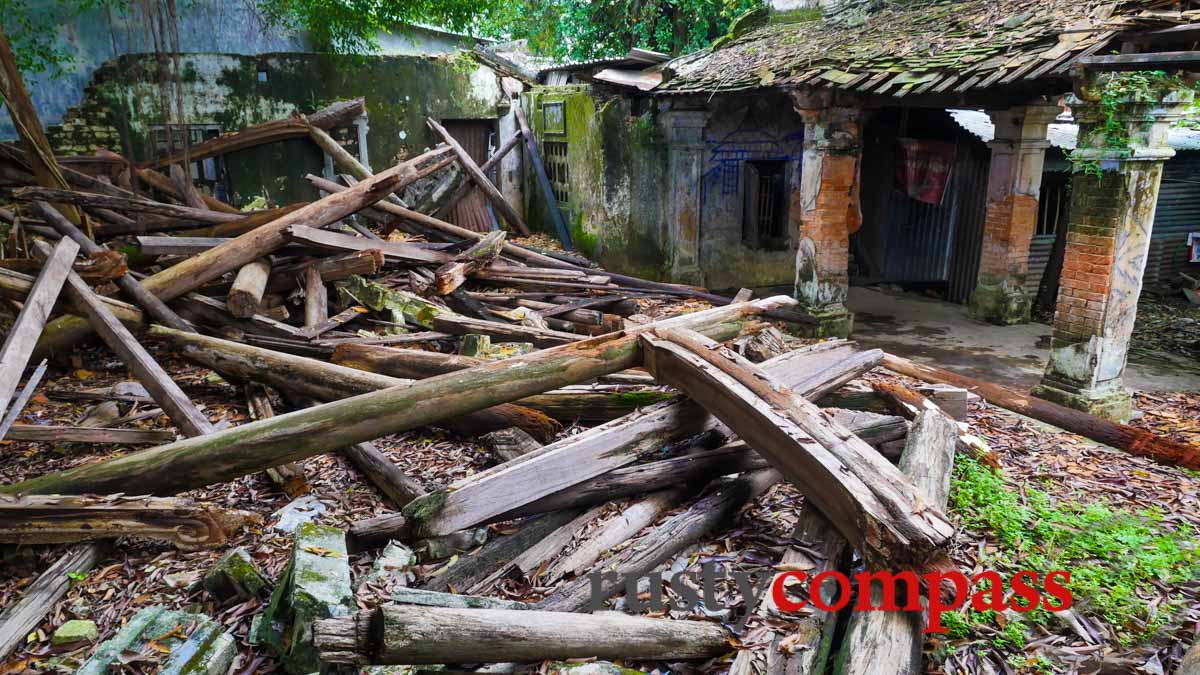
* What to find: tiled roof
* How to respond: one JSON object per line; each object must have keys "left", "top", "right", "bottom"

{"left": 658, "top": 0, "right": 1200, "bottom": 96}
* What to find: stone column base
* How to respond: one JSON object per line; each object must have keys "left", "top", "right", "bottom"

{"left": 792, "top": 305, "right": 854, "bottom": 339}
{"left": 1030, "top": 379, "right": 1134, "bottom": 423}
{"left": 968, "top": 277, "right": 1031, "bottom": 325}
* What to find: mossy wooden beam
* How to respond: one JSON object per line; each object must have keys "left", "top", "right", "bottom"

{"left": 2, "top": 297, "right": 789, "bottom": 497}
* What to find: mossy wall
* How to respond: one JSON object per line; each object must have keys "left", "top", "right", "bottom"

{"left": 523, "top": 86, "right": 668, "bottom": 280}
{"left": 48, "top": 52, "right": 504, "bottom": 206}
{"left": 522, "top": 85, "right": 800, "bottom": 290}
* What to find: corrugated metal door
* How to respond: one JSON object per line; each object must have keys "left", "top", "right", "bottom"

{"left": 442, "top": 119, "right": 495, "bottom": 233}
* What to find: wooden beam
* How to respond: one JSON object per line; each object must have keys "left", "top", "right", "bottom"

{"left": 640, "top": 329, "right": 953, "bottom": 569}
{"left": 0, "top": 237, "right": 78, "bottom": 416}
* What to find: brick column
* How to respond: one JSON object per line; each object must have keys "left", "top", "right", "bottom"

{"left": 1031, "top": 82, "right": 1192, "bottom": 421}
{"left": 791, "top": 102, "right": 861, "bottom": 338}
{"left": 662, "top": 109, "right": 708, "bottom": 285}
{"left": 967, "top": 105, "right": 1059, "bottom": 325}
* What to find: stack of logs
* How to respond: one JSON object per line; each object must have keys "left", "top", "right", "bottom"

{"left": 1, "top": 97, "right": 1198, "bottom": 674}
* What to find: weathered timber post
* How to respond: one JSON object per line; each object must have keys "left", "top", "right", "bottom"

{"left": 1032, "top": 74, "right": 1192, "bottom": 421}
{"left": 790, "top": 93, "right": 861, "bottom": 338}
{"left": 967, "top": 105, "right": 1060, "bottom": 325}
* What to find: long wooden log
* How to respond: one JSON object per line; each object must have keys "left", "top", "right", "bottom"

{"left": 149, "top": 326, "right": 558, "bottom": 440}
{"left": 428, "top": 117, "right": 530, "bottom": 235}
{"left": 14, "top": 187, "right": 244, "bottom": 224}
{"left": 145, "top": 98, "right": 364, "bottom": 170}
{"left": 35, "top": 243, "right": 215, "bottom": 438}
{"left": 881, "top": 353, "right": 1200, "bottom": 470}
{"left": 398, "top": 341, "right": 877, "bottom": 539}
{"left": 227, "top": 258, "right": 271, "bottom": 318}
{"left": 642, "top": 329, "right": 953, "bottom": 569}
{"left": 31, "top": 147, "right": 455, "bottom": 358}
{"left": 835, "top": 409, "right": 959, "bottom": 674}
{"left": 4, "top": 425, "right": 175, "bottom": 444}
{"left": 1, "top": 298, "right": 784, "bottom": 497}
{"left": 0, "top": 493, "right": 254, "bottom": 550}
{"left": 540, "top": 469, "right": 781, "bottom": 612}
{"left": 0, "top": 237, "right": 77, "bottom": 417}
{"left": 31, "top": 201, "right": 193, "bottom": 332}
{"left": 314, "top": 605, "right": 729, "bottom": 665}
{"left": 0, "top": 543, "right": 105, "bottom": 662}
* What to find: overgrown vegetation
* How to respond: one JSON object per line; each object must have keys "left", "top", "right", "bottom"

{"left": 943, "top": 456, "right": 1198, "bottom": 658}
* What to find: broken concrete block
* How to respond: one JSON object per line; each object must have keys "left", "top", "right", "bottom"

{"left": 271, "top": 494, "right": 326, "bottom": 533}
{"left": 359, "top": 540, "right": 414, "bottom": 589}
{"left": 77, "top": 606, "right": 235, "bottom": 675}
{"left": 203, "top": 546, "right": 269, "bottom": 605}
{"left": 50, "top": 619, "right": 98, "bottom": 646}
{"left": 254, "top": 523, "right": 355, "bottom": 674}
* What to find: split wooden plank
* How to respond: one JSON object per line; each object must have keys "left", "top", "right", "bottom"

{"left": 640, "top": 329, "right": 954, "bottom": 569}
{"left": 245, "top": 383, "right": 309, "bottom": 498}
{"left": 434, "top": 230, "right": 506, "bottom": 295}
{"left": 227, "top": 258, "right": 272, "bottom": 318}
{"left": 881, "top": 352, "right": 1200, "bottom": 470}
{"left": 302, "top": 265, "right": 328, "bottom": 329}
{"left": 397, "top": 341, "right": 880, "bottom": 539}
{"left": 0, "top": 493, "right": 255, "bottom": 550}
{"left": 540, "top": 469, "right": 781, "bottom": 612}
{"left": 0, "top": 543, "right": 105, "bottom": 663}
{"left": 0, "top": 359, "right": 47, "bottom": 441}
{"left": 428, "top": 117, "right": 530, "bottom": 236}
{"left": 314, "top": 605, "right": 729, "bottom": 665}
{"left": 0, "top": 237, "right": 78, "bottom": 416}
{"left": 32, "top": 241, "right": 214, "bottom": 438}
{"left": 3, "top": 298, "right": 785, "bottom": 498}
{"left": 3, "top": 425, "right": 175, "bottom": 444}
{"left": 835, "top": 409, "right": 959, "bottom": 675}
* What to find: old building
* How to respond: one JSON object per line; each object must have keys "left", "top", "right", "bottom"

{"left": 518, "top": 0, "right": 1200, "bottom": 421}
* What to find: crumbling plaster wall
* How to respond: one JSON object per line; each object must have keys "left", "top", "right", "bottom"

{"left": 48, "top": 52, "right": 505, "bottom": 206}
{"left": 522, "top": 86, "right": 802, "bottom": 290}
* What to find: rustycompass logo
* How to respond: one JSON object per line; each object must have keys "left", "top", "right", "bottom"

{"left": 590, "top": 563, "right": 1073, "bottom": 633}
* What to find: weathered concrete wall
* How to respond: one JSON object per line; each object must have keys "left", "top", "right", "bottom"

{"left": 523, "top": 86, "right": 668, "bottom": 280}
{"left": 48, "top": 52, "right": 504, "bottom": 205}
{"left": 522, "top": 86, "right": 801, "bottom": 290}
{"left": 695, "top": 92, "right": 803, "bottom": 291}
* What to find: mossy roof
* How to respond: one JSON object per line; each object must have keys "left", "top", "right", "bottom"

{"left": 658, "top": 0, "right": 1198, "bottom": 96}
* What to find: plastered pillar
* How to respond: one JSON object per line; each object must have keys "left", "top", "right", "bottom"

{"left": 662, "top": 109, "right": 707, "bottom": 285}
{"left": 967, "top": 105, "right": 1058, "bottom": 325}
{"left": 791, "top": 101, "right": 861, "bottom": 338}
{"left": 1031, "top": 82, "right": 1192, "bottom": 421}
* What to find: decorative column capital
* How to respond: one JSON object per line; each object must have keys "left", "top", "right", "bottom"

{"left": 1068, "top": 76, "right": 1194, "bottom": 165}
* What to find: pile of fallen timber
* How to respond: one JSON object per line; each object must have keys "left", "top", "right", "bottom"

{"left": 2, "top": 97, "right": 1199, "bottom": 675}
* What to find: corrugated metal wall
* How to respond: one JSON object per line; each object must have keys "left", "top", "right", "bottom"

{"left": 1145, "top": 151, "right": 1200, "bottom": 286}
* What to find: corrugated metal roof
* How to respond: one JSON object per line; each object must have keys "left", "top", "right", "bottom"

{"left": 948, "top": 108, "right": 1200, "bottom": 151}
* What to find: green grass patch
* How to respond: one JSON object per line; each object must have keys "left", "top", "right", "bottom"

{"left": 945, "top": 456, "right": 1199, "bottom": 649}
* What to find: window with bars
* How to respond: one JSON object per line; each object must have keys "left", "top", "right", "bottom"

{"left": 148, "top": 123, "right": 228, "bottom": 201}
{"left": 543, "top": 140, "right": 570, "bottom": 205}
{"left": 743, "top": 160, "right": 788, "bottom": 250}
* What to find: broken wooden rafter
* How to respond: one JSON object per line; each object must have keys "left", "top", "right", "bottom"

{"left": 0, "top": 493, "right": 255, "bottom": 550}
{"left": 640, "top": 329, "right": 954, "bottom": 569}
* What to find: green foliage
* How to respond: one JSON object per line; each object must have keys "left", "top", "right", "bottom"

{"left": 947, "top": 456, "right": 1199, "bottom": 651}
{"left": 477, "top": 0, "right": 764, "bottom": 60}
{"left": 0, "top": 0, "right": 117, "bottom": 78}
